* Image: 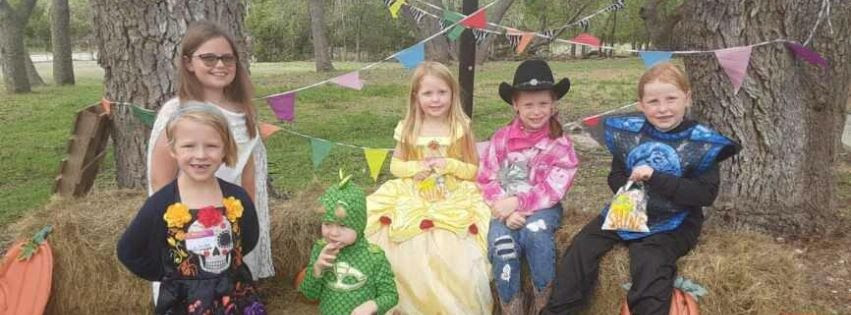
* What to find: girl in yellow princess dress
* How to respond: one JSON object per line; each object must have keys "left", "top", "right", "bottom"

{"left": 365, "top": 61, "right": 493, "bottom": 314}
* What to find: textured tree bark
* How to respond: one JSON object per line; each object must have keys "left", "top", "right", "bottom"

{"left": 24, "top": 50, "right": 44, "bottom": 86}
{"left": 308, "top": 0, "right": 334, "bottom": 72}
{"left": 675, "top": 0, "right": 851, "bottom": 237}
{"left": 0, "top": 0, "right": 37, "bottom": 93}
{"left": 401, "top": 0, "right": 450, "bottom": 63}
{"left": 474, "top": 0, "right": 514, "bottom": 65}
{"left": 89, "top": 0, "right": 248, "bottom": 188}
{"left": 50, "top": 0, "right": 75, "bottom": 85}
{"left": 639, "top": 0, "right": 680, "bottom": 49}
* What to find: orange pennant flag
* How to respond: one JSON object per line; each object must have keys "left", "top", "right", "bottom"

{"left": 516, "top": 32, "right": 535, "bottom": 54}
{"left": 259, "top": 123, "right": 281, "bottom": 141}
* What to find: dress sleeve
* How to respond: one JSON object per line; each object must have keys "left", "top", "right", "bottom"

{"left": 437, "top": 158, "right": 478, "bottom": 181}
{"left": 237, "top": 188, "right": 260, "bottom": 255}
{"left": 116, "top": 193, "right": 168, "bottom": 281}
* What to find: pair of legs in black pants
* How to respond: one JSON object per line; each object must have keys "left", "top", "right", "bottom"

{"left": 543, "top": 211, "right": 702, "bottom": 315}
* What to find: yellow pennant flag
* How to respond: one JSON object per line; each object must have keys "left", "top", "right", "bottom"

{"left": 363, "top": 148, "right": 390, "bottom": 181}
{"left": 389, "top": 0, "right": 406, "bottom": 19}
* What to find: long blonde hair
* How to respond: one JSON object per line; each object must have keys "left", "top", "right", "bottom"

{"left": 399, "top": 62, "right": 477, "bottom": 164}
{"left": 177, "top": 20, "right": 257, "bottom": 139}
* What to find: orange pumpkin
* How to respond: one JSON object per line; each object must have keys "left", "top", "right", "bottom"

{"left": 620, "top": 288, "right": 699, "bottom": 315}
{"left": 0, "top": 241, "right": 53, "bottom": 315}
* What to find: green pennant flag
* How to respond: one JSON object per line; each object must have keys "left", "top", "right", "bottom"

{"left": 131, "top": 104, "right": 156, "bottom": 127}
{"left": 310, "top": 138, "right": 333, "bottom": 169}
{"left": 443, "top": 10, "right": 466, "bottom": 41}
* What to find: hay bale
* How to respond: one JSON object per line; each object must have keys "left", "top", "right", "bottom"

{"left": 551, "top": 211, "right": 830, "bottom": 315}
{"left": 5, "top": 188, "right": 834, "bottom": 314}
{"left": 7, "top": 190, "right": 153, "bottom": 314}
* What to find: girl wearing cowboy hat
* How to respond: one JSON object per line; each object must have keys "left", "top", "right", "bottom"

{"left": 477, "top": 59, "right": 580, "bottom": 315}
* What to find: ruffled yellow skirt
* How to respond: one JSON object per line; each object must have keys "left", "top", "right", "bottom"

{"left": 366, "top": 177, "right": 493, "bottom": 314}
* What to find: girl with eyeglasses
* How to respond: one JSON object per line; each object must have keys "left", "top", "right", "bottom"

{"left": 145, "top": 20, "right": 275, "bottom": 305}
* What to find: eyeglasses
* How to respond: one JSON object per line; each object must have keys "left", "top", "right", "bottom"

{"left": 192, "top": 53, "right": 237, "bottom": 67}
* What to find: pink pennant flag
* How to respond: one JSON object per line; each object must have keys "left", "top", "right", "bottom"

{"left": 572, "top": 33, "right": 601, "bottom": 48}
{"left": 516, "top": 33, "right": 535, "bottom": 54}
{"left": 461, "top": 8, "right": 487, "bottom": 29}
{"left": 714, "top": 46, "right": 752, "bottom": 94}
{"left": 266, "top": 92, "right": 296, "bottom": 122}
{"left": 331, "top": 71, "right": 364, "bottom": 90}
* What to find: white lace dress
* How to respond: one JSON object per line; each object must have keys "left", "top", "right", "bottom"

{"left": 146, "top": 98, "right": 275, "bottom": 280}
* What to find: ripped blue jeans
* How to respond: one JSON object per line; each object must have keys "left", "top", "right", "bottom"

{"left": 487, "top": 204, "right": 563, "bottom": 302}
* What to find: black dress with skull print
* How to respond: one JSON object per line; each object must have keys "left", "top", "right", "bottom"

{"left": 118, "top": 178, "right": 264, "bottom": 314}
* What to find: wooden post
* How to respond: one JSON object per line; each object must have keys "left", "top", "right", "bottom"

{"left": 458, "top": 0, "right": 478, "bottom": 118}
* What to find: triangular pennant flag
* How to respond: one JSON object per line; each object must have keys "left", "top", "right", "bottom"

{"left": 582, "top": 115, "right": 601, "bottom": 127}
{"left": 266, "top": 93, "right": 296, "bottom": 122}
{"left": 330, "top": 71, "right": 364, "bottom": 90}
{"left": 310, "top": 138, "right": 333, "bottom": 169}
{"left": 785, "top": 42, "right": 828, "bottom": 69}
{"left": 408, "top": 6, "right": 425, "bottom": 24}
{"left": 383, "top": 0, "right": 393, "bottom": 6}
{"left": 258, "top": 123, "right": 280, "bottom": 141}
{"left": 443, "top": 10, "right": 466, "bottom": 41}
{"left": 100, "top": 97, "right": 111, "bottom": 115}
{"left": 389, "top": 0, "right": 405, "bottom": 19}
{"left": 639, "top": 51, "right": 673, "bottom": 68}
{"left": 714, "top": 46, "right": 752, "bottom": 94}
{"left": 131, "top": 104, "right": 156, "bottom": 128}
{"left": 461, "top": 8, "right": 487, "bottom": 29}
{"left": 577, "top": 18, "right": 590, "bottom": 30}
{"left": 516, "top": 32, "right": 535, "bottom": 54}
{"left": 363, "top": 148, "right": 389, "bottom": 181}
{"left": 395, "top": 43, "right": 425, "bottom": 69}
{"left": 505, "top": 32, "right": 521, "bottom": 47}
{"left": 572, "top": 33, "right": 601, "bottom": 48}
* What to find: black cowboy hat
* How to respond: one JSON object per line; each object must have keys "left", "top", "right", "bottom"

{"left": 499, "top": 59, "right": 571, "bottom": 105}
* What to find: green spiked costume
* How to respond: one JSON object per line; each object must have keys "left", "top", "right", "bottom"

{"left": 299, "top": 174, "right": 398, "bottom": 314}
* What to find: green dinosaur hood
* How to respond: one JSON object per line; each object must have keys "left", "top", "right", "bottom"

{"left": 318, "top": 172, "right": 367, "bottom": 239}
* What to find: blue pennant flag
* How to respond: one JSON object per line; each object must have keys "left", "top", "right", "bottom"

{"left": 639, "top": 51, "right": 673, "bottom": 68}
{"left": 395, "top": 43, "right": 425, "bottom": 69}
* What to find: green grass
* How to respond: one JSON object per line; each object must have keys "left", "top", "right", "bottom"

{"left": 0, "top": 58, "right": 645, "bottom": 228}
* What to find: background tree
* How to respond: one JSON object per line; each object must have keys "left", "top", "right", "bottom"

{"left": 0, "top": 0, "right": 37, "bottom": 93}
{"left": 50, "top": 0, "right": 75, "bottom": 85}
{"left": 308, "top": 0, "right": 334, "bottom": 71}
{"left": 672, "top": 0, "right": 850, "bottom": 237}
{"left": 89, "top": 0, "right": 249, "bottom": 188}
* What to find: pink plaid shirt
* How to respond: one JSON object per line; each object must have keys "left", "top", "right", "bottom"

{"left": 476, "top": 125, "right": 579, "bottom": 213}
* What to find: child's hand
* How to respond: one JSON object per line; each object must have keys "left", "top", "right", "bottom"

{"left": 505, "top": 211, "right": 527, "bottom": 230}
{"left": 492, "top": 197, "right": 519, "bottom": 220}
{"left": 350, "top": 300, "right": 378, "bottom": 315}
{"left": 427, "top": 157, "right": 447, "bottom": 169}
{"left": 629, "top": 165, "right": 654, "bottom": 182}
{"left": 313, "top": 242, "right": 342, "bottom": 277}
{"left": 413, "top": 170, "right": 431, "bottom": 181}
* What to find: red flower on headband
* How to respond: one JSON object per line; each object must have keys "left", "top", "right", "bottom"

{"left": 197, "top": 206, "right": 223, "bottom": 228}
{"left": 380, "top": 216, "right": 392, "bottom": 225}
{"left": 468, "top": 224, "right": 479, "bottom": 235}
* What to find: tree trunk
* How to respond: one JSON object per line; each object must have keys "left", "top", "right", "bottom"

{"left": 25, "top": 50, "right": 44, "bottom": 86}
{"left": 0, "top": 0, "right": 37, "bottom": 93}
{"left": 675, "top": 0, "right": 851, "bottom": 237}
{"left": 308, "top": 0, "right": 333, "bottom": 72}
{"left": 401, "top": 0, "right": 450, "bottom": 63}
{"left": 639, "top": 0, "right": 681, "bottom": 49}
{"left": 89, "top": 0, "right": 248, "bottom": 189}
{"left": 474, "top": 0, "right": 514, "bottom": 65}
{"left": 50, "top": 0, "right": 75, "bottom": 85}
